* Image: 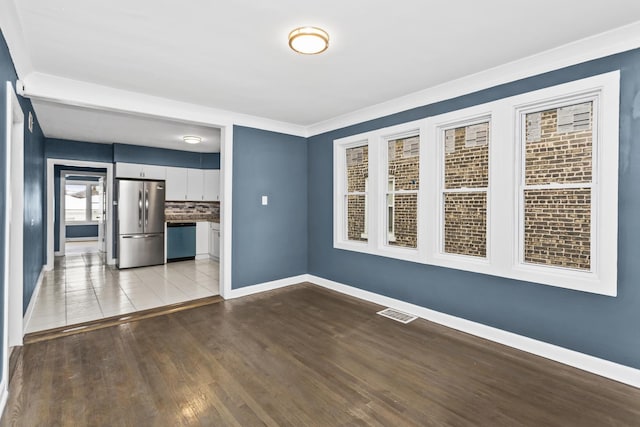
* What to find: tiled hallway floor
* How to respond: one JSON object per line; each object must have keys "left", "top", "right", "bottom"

{"left": 26, "top": 254, "right": 220, "bottom": 333}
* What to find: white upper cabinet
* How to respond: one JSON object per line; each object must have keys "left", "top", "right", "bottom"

{"left": 165, "top": 167, "right": 188, "bottom": 200}
{"left": 118, "top": 162, "right": 219, "bottom": 202}
{"left": 203, "top": 170, "right": 220, "bottom": 201}
{"left": 187, "top": 169, "right": 204, "bottom": 201}
{"left": 116, "top": 162, "right": 166, "bottom": 180}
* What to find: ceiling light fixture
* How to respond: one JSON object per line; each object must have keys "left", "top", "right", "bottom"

{"left": 183, "top": 136, "right": 202, "bottom": 144}
{"left": 288, "top": 26, "right": 329, "bottom": 55}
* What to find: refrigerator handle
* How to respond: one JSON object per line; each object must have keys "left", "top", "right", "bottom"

{"left": 145, "top": 187, "right": 149, "bottom": 227}
{"left": 138, "top": 189, "right": 143, "bottom": 228}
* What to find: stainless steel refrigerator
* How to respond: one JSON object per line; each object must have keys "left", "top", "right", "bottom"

{"left": 117, "top": 179, "right": 165, "bottom": 269}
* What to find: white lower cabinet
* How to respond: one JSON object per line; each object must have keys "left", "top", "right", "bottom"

{"left": 195, "top": 222, "right": 209, "bottom": 259}
{"left": 209, "top": 222, "right": 220, "bottom": 260}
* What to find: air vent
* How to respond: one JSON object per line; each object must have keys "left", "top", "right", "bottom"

{"left": 377, "top": 308, "right": 417, "bottom": 324}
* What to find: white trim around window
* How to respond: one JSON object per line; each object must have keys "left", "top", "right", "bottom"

{"left": 333, "top": 71, "right": 619, "bottom": 296}
{"left": 334, "top": 120, "right": 426, "bottom": 263}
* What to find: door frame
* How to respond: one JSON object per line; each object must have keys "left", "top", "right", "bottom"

{"left": 46, "top": 160, "right": 114, "bottom": 269}
{"left": 2, "top": 81, "right": 24, "bottom": 407}
{"left": 58, "top": 171, "right": 106, "bottom": 256}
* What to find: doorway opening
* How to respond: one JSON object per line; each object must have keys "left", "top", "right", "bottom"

{"left": 46, "top": 160, "right": 114, "bottom": 269}
{"left": 58, "top": 169, "right": 106, "bottom": 259}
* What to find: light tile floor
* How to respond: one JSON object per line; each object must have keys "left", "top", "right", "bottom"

{"left": 27, "top": 253, "right": 220, "bottom": 333}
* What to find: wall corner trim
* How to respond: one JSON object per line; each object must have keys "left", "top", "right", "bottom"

{"left": 225, "top": 274, "right": 312, "bottom": 300}
{"left": 23, "top": 267, "right": 46, "bottom": 336}
{"left": 307, "top": 274, "right": 640, "bottom": 389}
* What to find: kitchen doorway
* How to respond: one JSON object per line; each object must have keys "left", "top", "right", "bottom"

{"left": 59, "top": 170, "right": 106, "bottom": 259}
{"left": 46, "top": 160, "right": 114, "bottom": 269}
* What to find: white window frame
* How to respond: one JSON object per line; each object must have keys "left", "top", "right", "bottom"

{"left": 382, "top": 130, "right": 421, "bottom": 249}
{"left": 333, "top": 71, "right": 619, "bottom": 296}
{"left": 335, "top": 138, "right": 370, "bottom": 249}
{"left": 64, "top": 180, "right": 101, "bottom": 225}
{"left": 509, "top": 74, "right": 619, "bottom": 296}
{"left": 334, "top": 121, "right": 426, "bottom": 263}
{"left": 435, "top": 115, "right": 492, "bottom": 263}
{"left": 386, "top": 176, "right": 395, "bottom": 242}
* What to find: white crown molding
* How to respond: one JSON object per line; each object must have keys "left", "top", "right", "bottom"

{"left": 10, "top": 21, "right": 640, "bottom": 140}
{"left": 307, "top": 20, "right": 640, "bottom": 136}
{"left": 19, "top": 72, "right": 308, "bottom": 138}
{"left": 0, "top": 0, "right": 34, "bottom": 77}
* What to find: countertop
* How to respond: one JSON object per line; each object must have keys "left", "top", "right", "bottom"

{"left": 165, "top": 215, "right": 219, "bottom": 223}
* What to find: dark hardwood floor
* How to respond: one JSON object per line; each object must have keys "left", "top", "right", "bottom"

{"left": 2, "top": 283, "right": 639, "bottom": 426}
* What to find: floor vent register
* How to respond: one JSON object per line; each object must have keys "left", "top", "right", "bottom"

{"left": 377, "top": 308, "right": 418, "bottom": 324}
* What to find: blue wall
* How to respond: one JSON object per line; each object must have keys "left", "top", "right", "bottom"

{"left": 46, "top": 138, "right": 113, "bottom": 163}
{"left": 23, "top": 110, "right": 45, "bottom": 314}
{"left": 0, "top": 28, "right": 46, "bottom": 386}
{"left": 66, "top": 225, "right": 98, "bottom": 239}
{"left": 0, "top": 32, "right": 46, "bottom": 316}
{"left": 113, "top": 143, "right": 220, "bottom": 169}
{"left": 232, "top": 126, "right": 308, "bottom": 288}
{"left": 308, "top": 49, "right": 640, "bottom": 370}
{"left": 46, "top": 139, "right": 220, "bottom": 169}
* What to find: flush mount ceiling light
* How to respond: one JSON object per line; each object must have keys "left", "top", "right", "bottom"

{"left": 288, "top": 26, "right": 329, "bottom": 55}
{"left": 183, "top": 136, "right": 202, "bottom": 144}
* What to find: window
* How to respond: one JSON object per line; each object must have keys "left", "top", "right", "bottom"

{"left": 441, "top": 121, "right": 489, "bottom": 258}
{"left": 386, "top": 136, "right": 419, "bottom": 248}
{"left": 65, "top": 181, "right": 102, "bottom": 223}
{"left": 334, "top": 122, "right": 424, "bottom": 262}
{"left": 520, "top": 101, "right": 594, "bottom": 271}
{"left": 345, "top": 144, "right": 368, "bottom": 242}
{"left": 333, "top": 71, "right": 619, "bottom": 295}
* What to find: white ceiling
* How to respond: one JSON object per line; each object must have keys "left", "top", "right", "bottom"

{"left": 8, "top": 1, "right": 640, "bottom": 148}
{"left": 32, "top": 100, "right": 221, "bottom": 152}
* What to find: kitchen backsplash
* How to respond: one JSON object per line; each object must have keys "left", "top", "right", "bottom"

{"left": 165, "top": 201, "right": 220, "bottom": 222}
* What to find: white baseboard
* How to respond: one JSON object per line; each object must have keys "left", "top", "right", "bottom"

{"left": 226, "top": 274, "right": 310, "bottom": 299}
{"left": 307, "top": 274, "right": 640, "bottom": 389}
{"left": 23, "top": 266, "right": 46, "bottom": 336}
{"left": 107, "top": 257, "right": 116, "bottom": 266}
{"left": 65, "top": 237, "right": 98, "bottom": 242}
{"left": 195, "top": 254, "right": 209, "bottom": 260}
{"left": 0, "top": 385, "right": 7, "bottom": 424}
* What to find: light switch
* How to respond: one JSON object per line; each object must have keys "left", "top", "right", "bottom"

{"left": 261, "top": 195, "right": 268, "bottom": 205}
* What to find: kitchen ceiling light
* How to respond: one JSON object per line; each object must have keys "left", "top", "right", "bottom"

{"left": 288, "top": 27, "right": 329, "bottom": 55}
{"left": 183, "top": 136, "right": 202, "bottom": 144}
